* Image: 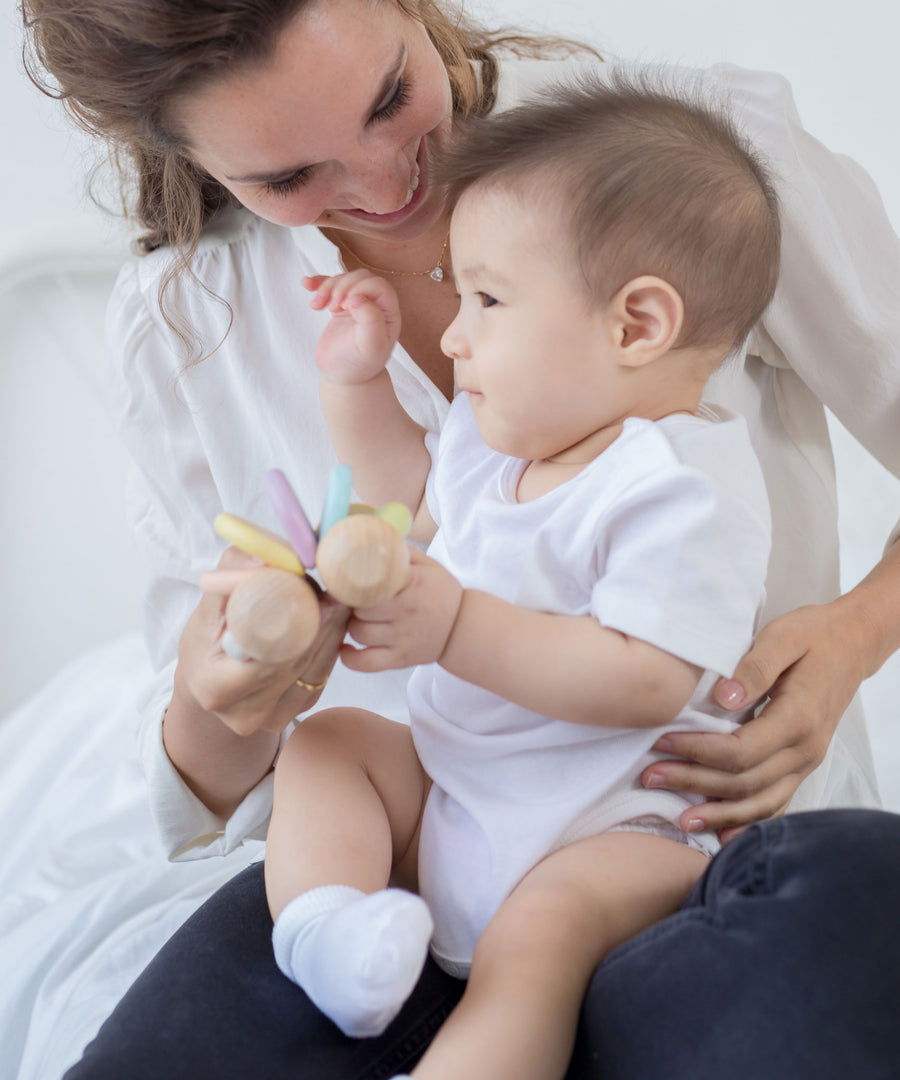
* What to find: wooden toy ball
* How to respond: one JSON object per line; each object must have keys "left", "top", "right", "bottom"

{"left": 316, "top": 512, "right": 410, "bottom": 607}
{"left": 224, "top": 568, "right": 321, "bottom": 663}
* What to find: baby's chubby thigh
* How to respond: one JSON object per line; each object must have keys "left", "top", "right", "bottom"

{"left": 473, "top": 830, "right": 709, "bottom": 992}
{"left": 415, "top": 834, "right": 708, "bottom": 1080}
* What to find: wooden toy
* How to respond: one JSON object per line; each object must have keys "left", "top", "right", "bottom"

{"left": 223, "top": 567, "right": 321, "bottom": 663}
{"left": 212, "top": 466, "right": 411, "bottom": 663}
{"left": 316, "top": 510, "right": 410, "bottom": 608}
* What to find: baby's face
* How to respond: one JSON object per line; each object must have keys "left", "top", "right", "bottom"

{"left": 441, "top": 186, "right": 628, "bottom": 464}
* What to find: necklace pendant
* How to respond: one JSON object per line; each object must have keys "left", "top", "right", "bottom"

{"left": 429, "top": 266, "right": 444, "bottom": 282}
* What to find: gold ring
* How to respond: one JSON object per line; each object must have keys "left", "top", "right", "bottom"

{"left": 295, "top": 674, "right": 328, "bottom": 692}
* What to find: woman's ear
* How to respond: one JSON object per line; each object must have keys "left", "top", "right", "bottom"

{"left": 608, "top": 276, "right": 684, "bottom": 367}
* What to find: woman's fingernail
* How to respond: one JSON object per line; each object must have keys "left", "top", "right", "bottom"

{"left": 644, "top": 772, "right": 666, "bottom": 788}
{"left": 717, "top": 679, "right": 745, "bottom": 708}
{"left": 684, "top": 818, "right": 705, "bottom": 833}
{"left": 655, "top": 736, "right": 674, "bottom": 753}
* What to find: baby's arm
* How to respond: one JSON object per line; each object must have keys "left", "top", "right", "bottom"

{"left": 343, "top": 549, "right": 701, "bottom": 730}
{"left": 441, "top": 591, "right": 701, "bottom": 728}
{"left": 306, "top": 271, "right": 435, "bottom": 541}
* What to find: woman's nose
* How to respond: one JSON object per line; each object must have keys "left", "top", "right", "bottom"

{"left": 345, "top": 145, "right": 414, "bottom": 215}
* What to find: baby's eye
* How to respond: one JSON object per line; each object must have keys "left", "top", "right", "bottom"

{"left": 478, "top": 293, "right": 498, "bottom": 308}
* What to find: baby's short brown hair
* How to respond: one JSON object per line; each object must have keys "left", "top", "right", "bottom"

{"left": 440, "top": 71, "right": 781, "bottom": 351}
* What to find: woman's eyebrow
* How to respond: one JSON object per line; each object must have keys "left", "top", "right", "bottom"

{"left": 225, "top": 46, "right": 407, "bottom": 185}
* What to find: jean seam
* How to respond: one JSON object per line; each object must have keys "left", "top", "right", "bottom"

{"left": 597, "top": 906, "right": 723, "bottom": 974}
{"left": 359, "top": 986, "right": 462, "bottom": 1080}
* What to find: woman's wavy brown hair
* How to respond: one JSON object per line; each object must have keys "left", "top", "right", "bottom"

{"left": 21, "top": 0, "right": 596, "bottom": 352}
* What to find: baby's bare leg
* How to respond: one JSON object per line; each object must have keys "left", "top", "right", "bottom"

{"left": 266, "top": 707, "right": 433, "bottom": 1037}
{"left": 266, "top": 707, "right": 427, "bottom": 915}
{"left": 412, "top": 831, "right": 708, "bottom": 1080}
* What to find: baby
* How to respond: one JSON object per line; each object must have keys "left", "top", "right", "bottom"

{"left": 267, "top": 73, "right": 778, "bottom": 1080}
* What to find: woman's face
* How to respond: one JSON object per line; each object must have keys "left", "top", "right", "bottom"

{"left": 172, "top": 0, "right": 454, "bottom": 244}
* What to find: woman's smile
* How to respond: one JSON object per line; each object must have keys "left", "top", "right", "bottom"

{"left": 171, "top": 0, "right": 454, "bottom": 244}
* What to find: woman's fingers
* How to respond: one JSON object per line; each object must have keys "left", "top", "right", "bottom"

{"left": 645, "top": 601, "right": 871, "bottom": 835}
{"left": 182, "top": 584, "right": 349, "bottom": 737}
{"left": 642, "top": 690, "right": 827, "bottom": 817}
{"left": 643, "top": 740, "right": 807, "bottom": 802}
{"left": 290, "top": 599, "right": 351, "bottom": 687}
{"left": 198, "top": 568, "right": 260, "bottom": 595}
{"left": 677, "top": 777, "right": 797, "bottom": 837}
{"left": 713, "top": 612, "right": 809, "bottom": 711}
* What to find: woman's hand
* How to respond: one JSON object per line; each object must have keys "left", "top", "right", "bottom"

{"left": 164, "top": 547, "right": 350, "bottom": 817}
{"left": 304, "top": 270, "right": 401, "bottom": 386}
{"left": 181, "top": 549, "right": 349, "bottom": 736}
{"left": 641, "top": 599, "right": 872, "bottom": 842}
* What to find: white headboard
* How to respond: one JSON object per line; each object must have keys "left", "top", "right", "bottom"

{"left": 0, "top": 249, "right": 144, "bottom": 714}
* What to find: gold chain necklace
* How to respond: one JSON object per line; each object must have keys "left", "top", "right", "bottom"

{"left": 334, "top": 233, "right": 450, "bottom": 283}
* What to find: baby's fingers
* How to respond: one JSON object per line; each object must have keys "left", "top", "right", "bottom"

{"left": 304, "top": 270, "right": 392, "bottom": 313}
{"left": 304, "top": 272, "right": 357, "bottom": 311}
{"left": 347, "top": 296, "right": 397, "bottom": 355}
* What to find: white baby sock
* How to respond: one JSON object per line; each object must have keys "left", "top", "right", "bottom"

{"left": 272, "top": 885, "right": 434, "bottom": 1038}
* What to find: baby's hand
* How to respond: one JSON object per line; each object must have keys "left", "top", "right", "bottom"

{"left": 339, "top": 547, "right": 463, "bottom": 673}
{"left": 304, "top": 270, "right": 401, "bottom": 385}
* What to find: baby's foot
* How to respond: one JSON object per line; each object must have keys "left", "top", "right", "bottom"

{"left": 273, "top": 886, "right": 434, "bottom": 1037}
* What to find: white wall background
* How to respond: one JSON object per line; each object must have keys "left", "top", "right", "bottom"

{"left": 3, "top": 0, "right": 900, "bottom": 802}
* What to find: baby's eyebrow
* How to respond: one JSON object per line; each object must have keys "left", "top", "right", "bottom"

{"left": 225, "top": 46, "right": 407, "bottom": 184}
{"left": 456, "top": 261, "right": 513, "bottom": 291}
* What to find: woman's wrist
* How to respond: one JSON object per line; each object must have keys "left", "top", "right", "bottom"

{"left": 164, "top": 670, "right": 281, "bottom": 818}
{"left": 837, "top": 538, "right": 900, "bottom": 680}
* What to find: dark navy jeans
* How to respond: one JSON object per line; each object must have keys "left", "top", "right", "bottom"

{"left": 66, "top": 809, "right": 900, "bottom": 1079}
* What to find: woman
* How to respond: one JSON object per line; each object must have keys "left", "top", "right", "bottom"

{"left": 21, "top": 0, "right": 900, "bottom": 1076}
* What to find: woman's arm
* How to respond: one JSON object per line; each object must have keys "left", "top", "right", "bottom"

{"left": 163, "top": 552, "right": 350, "bottom": 818}
{"left": 106, "top": 246, "right": 351, "bottom": 852}
{"left": 644, "top": 64, "right": 900, "bottom": 836}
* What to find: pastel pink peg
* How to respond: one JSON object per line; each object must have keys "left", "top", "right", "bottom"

{"left": 265, "top": 469, "right": 319, "bottom": 569}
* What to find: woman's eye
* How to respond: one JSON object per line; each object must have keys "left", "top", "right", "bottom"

{"left": 262, "top": 75, "right": 411, "bottom": 197}
{"left": 372, "top": 76, "right": 411, "bottom": 123}
{"left": 263, "top": 169, "right": 313, "bottom": 198}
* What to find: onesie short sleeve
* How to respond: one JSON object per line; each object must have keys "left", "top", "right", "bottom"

{"left": 589, "top": 417, "right": 771, "bottom": 677}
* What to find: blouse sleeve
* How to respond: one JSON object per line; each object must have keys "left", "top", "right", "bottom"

{"left": 106, "top": 249, "right": 276, "bottom": 860}
{"left": 710, "top": 64, "right": 900, "bottom": 477}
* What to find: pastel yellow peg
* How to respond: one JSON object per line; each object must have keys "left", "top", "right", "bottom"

{"left": 224, "top": 569, "right": 320, "bottom": 662}
{"left": 376, "top": 501, "right": 413, "bottom": 537}
{"left": 316, "top": 513, "right": 410, "bottom": 608}
{"left": 214, "top": 513, "right": 304, "bottom": 575}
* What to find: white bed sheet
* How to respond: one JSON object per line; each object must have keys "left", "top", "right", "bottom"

{"left": 0, "top": 635, "right": 263, "bottom": 1080}
{"left": 0, "top": 255, "right": 264, "bottom": 1079}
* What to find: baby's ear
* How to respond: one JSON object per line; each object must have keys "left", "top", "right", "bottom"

{"left": 609, "top": 276, "right": 684, "bottom": 366}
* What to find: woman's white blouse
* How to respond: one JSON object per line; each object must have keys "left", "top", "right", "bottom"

{"left": 108, "top": 57, "right": 899, "bottom": 859}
